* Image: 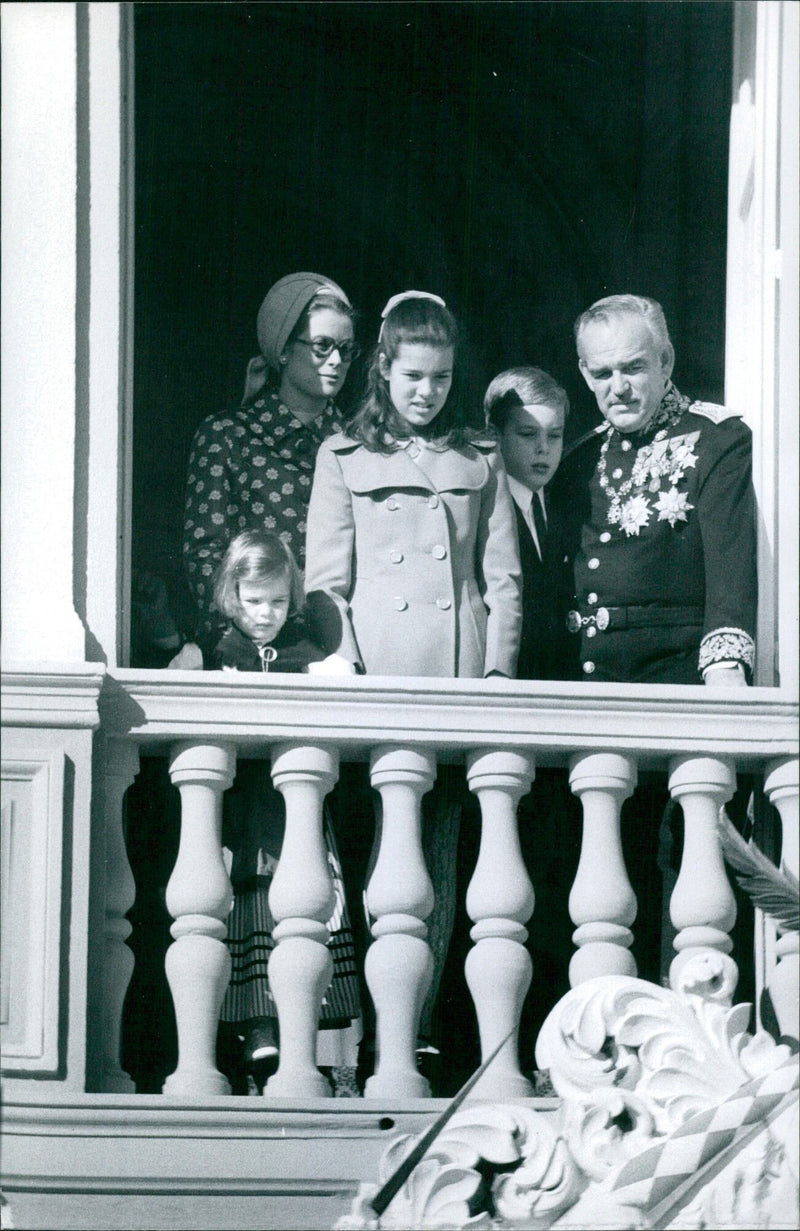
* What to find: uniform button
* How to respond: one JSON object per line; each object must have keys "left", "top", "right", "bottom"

{"left": 393, "top": 597, "right": 408, "bottom": 611}
{"left": 621, "top": 439, "right": 632, "bottom": 451}
{"left": 432, "top": 544, "right": 447, "bottom": 559}
{"left": 428, "top": 494, "right": 439, "bottom": 509}
{"left": 612, "top": 468, "right": 623, "bottom": 479}
{"left": 387, "top": 498, "right": 399, "bottom": 511}
{"left": 600, "top": 532, "right": 611, "bottom": 543}
{"left": 588, "top": 592, "right": 598, "bottom": 605}
{"left": 586, "top": 626, "right": 597, "bottom": 638}
{"left": 583, "top": 661, "right": 596, "bottom": 674}
{"left": 389, "top": 549, "right": 404, "bottom": 563}
{"left": 588, "top": 557, "right": 600, "bottom": 570}
{"left": 436, "top": 597, "right": 452, "bottom": 610}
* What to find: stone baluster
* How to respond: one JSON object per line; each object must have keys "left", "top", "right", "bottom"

{"left": 265, "top": 743, "right": 339, "bottom": 1098}
{"left": 99, "top": 738, "right": 139, "bottom": 1092}
{"left": 568, "top": 753, "right": 638, "bottom": 983}
{"left": 667, "top": 756, "right": 737, "bottom": 991}
{"left": 163, "top": 741, "right": 236, "bottom": 1096}
{"left": 464, "top": 749, "right": 536, "bottom": 1099}
{"left": 763, "top": 757, "right": 799, "bottom": 1039}
{"left": 364, "top": 747, "right": 436, "bottom": 1099}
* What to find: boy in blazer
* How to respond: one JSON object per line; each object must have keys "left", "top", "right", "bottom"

{"left": 485, "top": 366, "right": 579, "bottom": 681}
{"left": 485, "top": 367, "right": 583, "bottom": 1057}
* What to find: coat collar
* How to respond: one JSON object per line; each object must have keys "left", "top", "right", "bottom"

{"left": 327, "top": 434, "right": 491, "bottom": 493}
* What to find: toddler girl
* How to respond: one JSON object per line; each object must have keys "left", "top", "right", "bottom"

{"left": 172, "top": 529, "right": 361, "bottom": 1093}
{"left": 304, "top": 291, "right": 522, "bottom": 1069}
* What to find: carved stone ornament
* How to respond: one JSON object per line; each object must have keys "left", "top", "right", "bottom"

{"left": 335, "top": 956, "right": 798, "bottom": 1230}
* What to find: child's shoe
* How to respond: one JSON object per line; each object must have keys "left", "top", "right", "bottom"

{"left": 243, "top": 1018, "right": 279, "bottom": 1094}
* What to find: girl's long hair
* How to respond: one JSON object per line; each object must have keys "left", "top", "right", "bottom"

{"left": 346, "top": 296, "right": 477, "bottom": 453}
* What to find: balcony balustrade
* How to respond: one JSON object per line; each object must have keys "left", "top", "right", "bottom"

{"left": 86, "top": 669, "right": 799, "bottom": 1104}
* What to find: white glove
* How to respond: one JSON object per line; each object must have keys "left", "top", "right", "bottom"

{"left": 167, "top": 641, "right": 204, "bottom": 670}
{"left": 306, "top": 653, "right": 357, "bottom": 676}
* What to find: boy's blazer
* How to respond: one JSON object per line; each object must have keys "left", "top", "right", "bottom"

{"left": 513, "top": 490, "right": 580, "bottom": 681}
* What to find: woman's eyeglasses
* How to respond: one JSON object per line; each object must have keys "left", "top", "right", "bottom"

{"left": 294, "top": 336, "right": 360, "bottom": 363}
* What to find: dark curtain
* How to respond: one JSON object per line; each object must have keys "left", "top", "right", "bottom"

{"left": 133, "top": 0, "right": 732, "bottom": 637}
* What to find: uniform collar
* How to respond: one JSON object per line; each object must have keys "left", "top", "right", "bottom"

{"left": 615, "top": 382, "right": 692, "bottom": 445}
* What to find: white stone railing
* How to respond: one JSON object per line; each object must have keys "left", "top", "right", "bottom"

{"left": 95, "top": 671, "right": 798, "bottom": 1101}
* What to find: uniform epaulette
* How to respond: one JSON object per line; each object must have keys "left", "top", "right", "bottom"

{"left": 689, "top": 400, "right": 742, "bottom": 424}
{"left": 563, "top": 421, "right": 608, "bottom": 459}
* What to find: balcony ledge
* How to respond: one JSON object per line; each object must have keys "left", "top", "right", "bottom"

{"left": 95, "top": 669, "right": 799, "bottom": 768}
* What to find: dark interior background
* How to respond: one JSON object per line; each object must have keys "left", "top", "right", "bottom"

{"left": 132, "top": 0, "right": 733, "bottom": 652}
{"left": 126, "top": 2, "right": 742, "bottom": 1093}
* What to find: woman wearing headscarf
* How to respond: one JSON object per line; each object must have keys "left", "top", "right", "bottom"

{"left": 183, "top": 271, "right": 359, "bottom": 644}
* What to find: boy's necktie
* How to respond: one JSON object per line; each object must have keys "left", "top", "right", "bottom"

{"left": 532, "top": 493, "right": 548, "bottom": 560}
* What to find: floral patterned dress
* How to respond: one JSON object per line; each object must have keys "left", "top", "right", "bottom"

{"left": 183, "top": 388, "right": 344, "bottom": 642}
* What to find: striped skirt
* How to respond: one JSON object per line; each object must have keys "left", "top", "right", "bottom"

{"left": 220, "top": 808, "right": 361, "bottom": 1029}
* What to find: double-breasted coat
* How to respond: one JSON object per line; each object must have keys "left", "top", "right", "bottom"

{"left": 304, "top": 433, "right": 522, "bottom": 678}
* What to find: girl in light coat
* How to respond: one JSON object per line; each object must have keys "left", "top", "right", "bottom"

{"left": 304, "top": 291, "right": 522, "bottom": 677}
{"left": 304, "top": 291, "right": 522, "bottom": 1073}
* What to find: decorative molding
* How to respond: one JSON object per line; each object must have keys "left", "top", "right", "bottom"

{"left": 1, "top": 664, "right": 105, "bottom": 728}
{"left": 1, "top": 750, "right": 65, "bottom": 1072}
{"left": 100, "top": 671, "right": 797, "bottom": 768}
{"left": 336, "top": 960, "right": 799, "bottom": 1229}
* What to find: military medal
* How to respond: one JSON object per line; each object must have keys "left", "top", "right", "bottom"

{"left": 597, "top": 388, "right": 698, "bottom": 536}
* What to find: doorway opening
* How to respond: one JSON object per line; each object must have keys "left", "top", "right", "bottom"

{"left": 131, "top": 1, "right": 733, "bottom": 655}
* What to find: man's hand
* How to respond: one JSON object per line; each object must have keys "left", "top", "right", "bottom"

{"left": 703, "top": 663, "right": 747, "bottom": 687}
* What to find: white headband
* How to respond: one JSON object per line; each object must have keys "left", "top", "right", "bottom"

{"left": 378, "top": 291, "right": 447, "bottom": 340}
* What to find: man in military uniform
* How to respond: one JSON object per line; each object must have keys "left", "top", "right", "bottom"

{"left": 561, "top": 295, "right": 758, "bottom": 989}
{"left": 568, "top": 293, "right": 757, "bottom": 686}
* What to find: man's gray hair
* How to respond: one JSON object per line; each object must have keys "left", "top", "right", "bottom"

{"left": 574, "top": 294, "right": 673, "bottom": 360}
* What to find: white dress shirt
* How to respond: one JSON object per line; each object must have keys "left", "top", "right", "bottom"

{"left": 507, "top": 475, "right": 547, "bottom": 561}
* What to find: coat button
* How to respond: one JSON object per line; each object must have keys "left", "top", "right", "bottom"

{"left": 436, "top": 597, "right": 452, "bottom": 610}
{"left": 389, "top": 549, "right": 404, "bottom": 563}
{"left": 386, "top": 498, "right": 399, "bottom": 511}
{"left": 583, "top": 661, "right": 596, "bottom": 674}
{"left": 428, "top": 494, "right": 439, "bottom": 509}
{"left": 587, "top": 592, "right": 598, "bottom": 605}
{"left": 432, "top": 544, "right": 447, "bottom": 559}
{"left": 588, "top": 557, "right": 600, "bottom": 570}
{"left": 621, "top": 439, "right": 632, "bottom": 451}
{"left": 612, "top": 468, "right": 623, "bottom": 479}
{"left": 393, "top": 597, "right": 408, "bottom": 611}
{"left": 586, "top": 626, "right": 597, "bottom": 638}
{"left": 600, "top": 532, "right": 611, "bottom": 543}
